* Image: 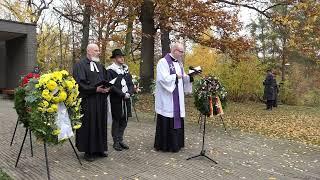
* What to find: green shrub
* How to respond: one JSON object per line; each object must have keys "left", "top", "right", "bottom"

{"left": 215, "top": 59, "right": 265, "bottom": 102}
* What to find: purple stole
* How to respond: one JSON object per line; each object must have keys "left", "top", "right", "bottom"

{"left": 164, "top": 54, "right": 182, "bottom": 129}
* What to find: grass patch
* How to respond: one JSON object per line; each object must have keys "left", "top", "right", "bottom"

{"left": 0, "top": 168, "right": 12, "bottom": 180}
{"left": 135, "top": 94, "right": 320, "bottom": 146}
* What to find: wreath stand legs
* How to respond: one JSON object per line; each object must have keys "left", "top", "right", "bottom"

{"left": 10, "top": 119, "right": 33, "bottom": 157}
{"left": 15, "top": 128, "right": 29, "bottom": 168}
{"left": 68, "top": 139, "right": 82, "bottom": 166}
{"left": 43, "top": 142, "right": 50, "bottom": 180}
{"left": 15, "top": 130, "right": 82, "bottom": 180}
{"left": 10, "top": 119, "right": 19, "bottom": 146}
{"left": 198, "top": 114, "right": 228, "bottom": 133}
{"left": 131, "top": 99, "right": 139, "bottom": 122}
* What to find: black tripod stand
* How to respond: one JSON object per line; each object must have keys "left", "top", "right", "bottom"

{"left": 198, "top": 113, "right": 227, "bottom": 133}
{"left": 131, "top": 97, "right": 139, "bottom": 122}
{"left": 15, "top": 128, "right": 82, "bottom": 180}
{"left": 187, "top": 114, "right": 217, "bottom": 164}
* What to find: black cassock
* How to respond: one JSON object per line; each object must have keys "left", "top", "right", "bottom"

{"left": 73, "top": 58, "right": 108, "bottom": 153}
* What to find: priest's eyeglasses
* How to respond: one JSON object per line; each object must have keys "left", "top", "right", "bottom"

{"left": 176, "top": 49, "right": 184, "bottom": 53}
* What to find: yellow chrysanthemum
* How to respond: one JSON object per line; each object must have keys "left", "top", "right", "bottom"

{"left": 44, "top": 95, "right": 52, "bottom": 101}
{"left": 42, "top": 90, "right": 52, "bottom": 101}
{"left": 37, "top": 107, "right": 45, "bottom": 112}
{"left": 52, "top": 97, "right": 60, "bottom": 103}
{"left": 52, "top": 71, "right": 63, "bottom": 82}
{"left": 60, "top": 70, "right": 69, "bottom": 76}
{"left": 42, "top": 89, "right": 50, "bottom": 95}
{"left": 52, "top": 129, "right": 61, "bottom": 135}
{"left": 46, "top": 80, "right": 58, "bottom": 91}
{"left": 47, "top": 107, "right": 54, "bottom": 113}
{"left": 58, "top": 91, "right": 67, "bottom": 102}
{"left": 39, "top": 100, "right": 49, "bottom": 107}
{"left": 73, "top": 124, "right": 82, "bottom": 130}
{"left": 38, "top": 74, "right": 51, "bottom": 87}
{"left": 50, "top": 104, "right": 58, "bottom": 112}
{"left": 64, "top": 80, "right": 74, "bottom": 90}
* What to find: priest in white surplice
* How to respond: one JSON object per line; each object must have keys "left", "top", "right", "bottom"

{"left": 154, "top": 43, "right": 193, "bottom": 152}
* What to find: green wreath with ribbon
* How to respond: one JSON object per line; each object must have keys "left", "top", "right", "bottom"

{"left": 14, "top": 70, "right": 83, "bottom": 145}
{"left": 193, "top": 76, "right": 227, "bottom": 116}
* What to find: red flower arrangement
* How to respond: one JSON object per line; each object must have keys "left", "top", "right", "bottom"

{"left": 20, "top": 73, "right": 40, "bottom": 87}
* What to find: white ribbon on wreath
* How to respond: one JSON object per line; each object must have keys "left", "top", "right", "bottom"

{"left": 55, "top": 102, "right": 74, "bottom": 141}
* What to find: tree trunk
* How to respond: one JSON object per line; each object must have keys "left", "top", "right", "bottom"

{"left": 159, "top": 13, "right": 170, "bottom": 57}
{"left": 124, "top": 6, "right": 134, "bottom": 57}
{"left": 71, "top": 21, "right": 76, "bottom": 65}
{"left": 140, "top": 0, "right": 155, "bottom": 92}
{"left": 98, "top": 19, "right": 105, "bottom": 64}
{"left": 281, "top": 38, "right": 287, "bottom": 81}
{"left": 160, "top": 24, "right": 170, "bottom": 57}
{"left": 80, "top": 4, "right": 91, "bottom": 59}
{"left": 58, "top": 21, "right": 63, "bottom": 69}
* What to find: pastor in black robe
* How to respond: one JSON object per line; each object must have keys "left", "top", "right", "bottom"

{"left": 73, "top": 58, "right": 108, "bottom": 154}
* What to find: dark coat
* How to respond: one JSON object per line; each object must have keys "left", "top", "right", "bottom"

{"left": 263, "top": 73, "right": 276, "bottom": 101}
{"left": 106, "top": 66, "right": 134, "bottom": 117}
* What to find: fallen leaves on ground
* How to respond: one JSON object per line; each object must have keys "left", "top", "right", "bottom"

{"left": 135, "top": 94, "right": 320, "bottom": 146}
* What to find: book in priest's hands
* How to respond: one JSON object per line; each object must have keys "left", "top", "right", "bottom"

{"left": 188, "top": 66, "right": 202, "bottom": 76}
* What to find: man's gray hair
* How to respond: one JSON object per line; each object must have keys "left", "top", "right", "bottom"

{"left": 170, "top": 42, "right": 184, "bottom": 51}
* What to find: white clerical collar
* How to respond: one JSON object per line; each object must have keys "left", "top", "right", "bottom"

{"left": 169, "top": 53, "right": 178, "bottom": 62}
{"left": 89, "top": 61, "right": 100, "bottom": 72}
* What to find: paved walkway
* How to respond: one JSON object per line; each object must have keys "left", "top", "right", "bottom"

{"left": 0, "top": 96, "right": 319, "bottom": 180}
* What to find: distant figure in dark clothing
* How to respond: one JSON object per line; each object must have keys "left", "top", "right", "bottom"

{"left": 263, "top": 69, "right": 276, "bottom": 110}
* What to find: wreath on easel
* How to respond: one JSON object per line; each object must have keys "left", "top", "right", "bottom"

{"left": 14, "top": 70, "right": 83, "bottom": 145}
{"left": 193, "top": 75, "right": 227, "bottom": 117}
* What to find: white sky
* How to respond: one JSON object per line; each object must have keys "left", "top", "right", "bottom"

{"left": 238, "top": 7, "right": 258, "bottom": 36}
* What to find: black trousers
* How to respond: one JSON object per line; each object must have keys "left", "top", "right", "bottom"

{"left": 111, "top": 105, "right": 128, "bottom": 143}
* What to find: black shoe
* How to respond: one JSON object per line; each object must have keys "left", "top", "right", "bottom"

{"left": 119, "top": 142, "right": 129, "bottom": 150}
{"left": 84, "top": 153, "right": 95, "bottom": 162}
{"left": 113, "top": 142, "right": 123, "bottom": 151}
{"left": 94, "top": 152, "right": 108, "bottom": 157}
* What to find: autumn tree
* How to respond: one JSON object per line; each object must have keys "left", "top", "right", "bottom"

{"left": 138, "top": 0, "right": 285, "bottom": 91}
{"left": 1, "top": 0, "right": 54, "bottom": 23}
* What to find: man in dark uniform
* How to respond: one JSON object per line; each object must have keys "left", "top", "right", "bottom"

{"left": 263, "top": 69, "right": 276, "bottom": 110}
{"left": 73, "top": 44, "right": 109, "bottom": 161}
{"left": 106, "top": 49, "right": 134, "bottom": 151}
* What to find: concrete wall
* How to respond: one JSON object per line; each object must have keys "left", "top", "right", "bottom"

{"left": 0, "top": 20, "right": 36, "bottom": 88}
{"left": 0, "top": 41, "right": 6, "bottom": 89}
{"left": 6, "top": 36, "right": 27, "bottom": 88}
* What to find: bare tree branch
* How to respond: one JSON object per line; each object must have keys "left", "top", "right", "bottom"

{"left": 53, "top": 7, "right": 82, "bottom": 24}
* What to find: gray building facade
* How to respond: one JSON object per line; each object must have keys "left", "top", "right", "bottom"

{"left": 0, "top": 19, "right": 36, "bottom": 89}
